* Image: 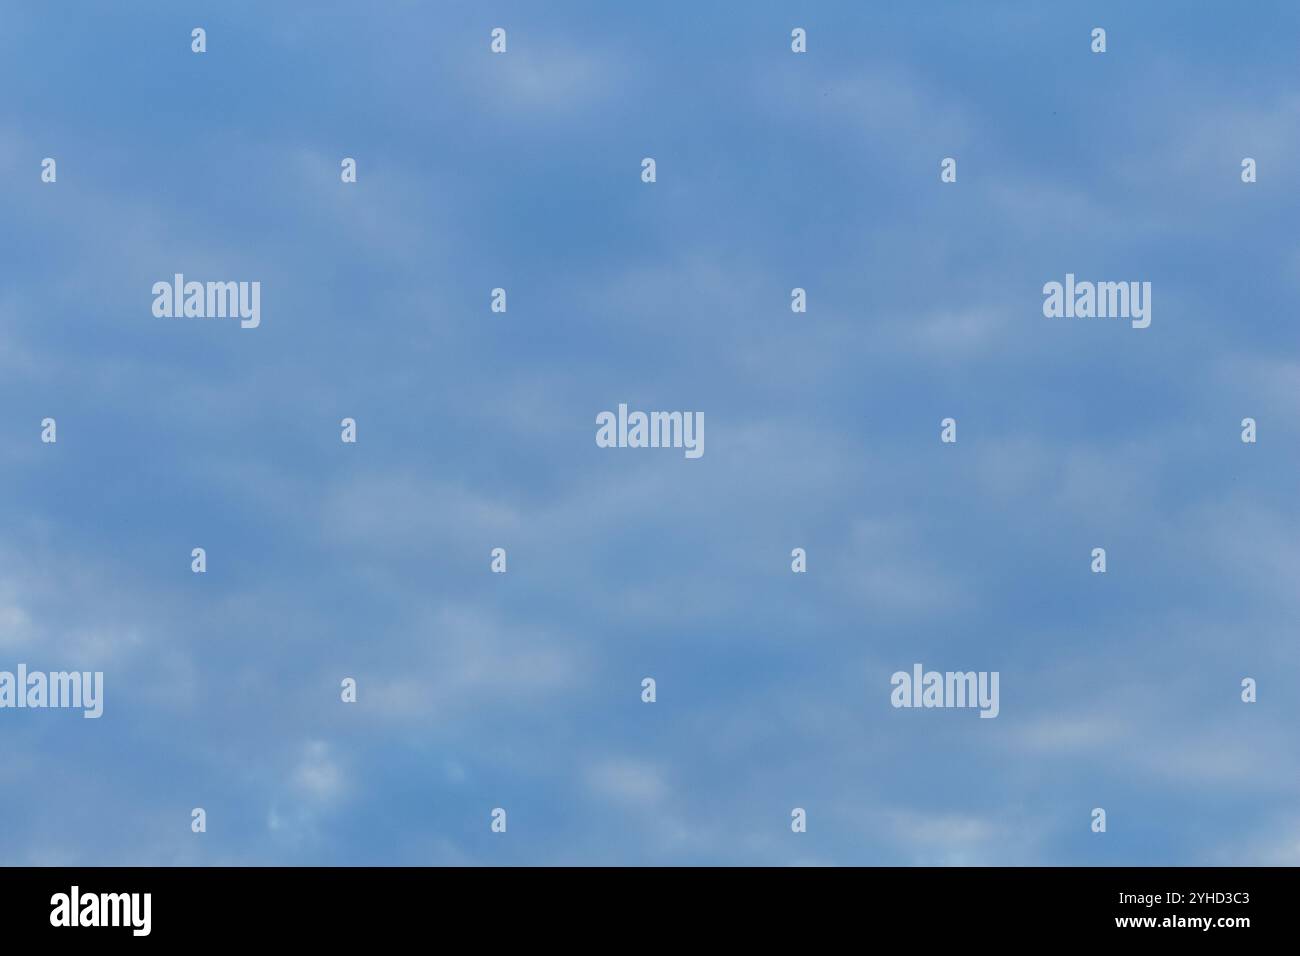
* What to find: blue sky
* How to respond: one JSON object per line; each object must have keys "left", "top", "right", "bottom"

{"left": 2, "top": 1, "right": 1299, "bottom": 865}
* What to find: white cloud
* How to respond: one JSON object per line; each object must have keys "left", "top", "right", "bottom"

{"left": 586, "top": 758, "right": 669, "bottom": 806}
{"left": 882, "top": 808, "right": 1017, "bottom": 866}
{"left": 292, "top": 740, "right": 346, "bottom": 803}
{"left": 362, "top": 604, "right": 584, "bottom": 724}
